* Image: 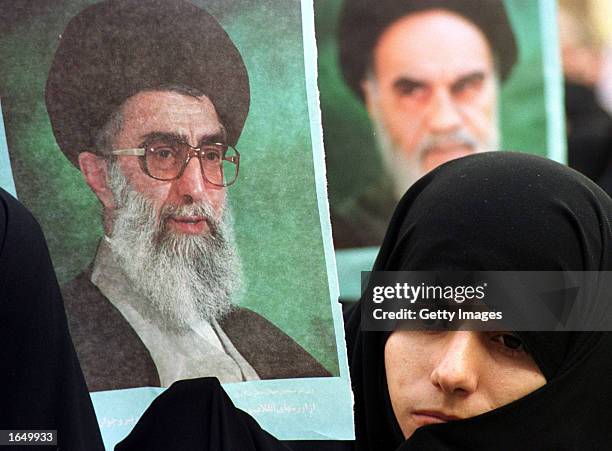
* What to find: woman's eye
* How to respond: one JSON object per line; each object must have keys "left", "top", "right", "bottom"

{"left": 419, "top": 316, "right": 451, "bottom": 332}
{"left": 491, "top": 333, "right": 525, "bottom": 352}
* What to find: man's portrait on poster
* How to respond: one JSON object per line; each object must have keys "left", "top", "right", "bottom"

{"left": 333, "top": 0, "right": 517, "bottom": 248}
{"left": 44, "top": 0, "right": 330, "bottom": 391}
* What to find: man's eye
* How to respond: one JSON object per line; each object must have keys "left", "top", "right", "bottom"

{"left": 204, "top": 151, "right": 221, "bottom": 161}
{"left": 393, "top": 79, "right": 425, "bottom": 97}
{"left": 152, "top": 147, "right": 175, "bottom": 159}
{"left": 491, "top": 333, "right": 524, "bottom": 351}
{"left": 452, "top": 73, "right": 485, "bottom": 95}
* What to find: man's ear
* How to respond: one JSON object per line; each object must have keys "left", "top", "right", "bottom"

{"left": 360, "top": 77, "right": 377, "bottom": 117}
{"left": 78, "top": 152, "right": 115, "bottom": 210}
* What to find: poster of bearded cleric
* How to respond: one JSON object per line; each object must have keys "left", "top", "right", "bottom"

{"left": 0, "top": 0, "right": 352, "bottom": 446}
{"left": 315, "top": 0, "right": 565, "bottom": 298}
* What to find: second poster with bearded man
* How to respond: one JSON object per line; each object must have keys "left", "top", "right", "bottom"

{"left": 316, "top": 0, "right": 565, "bottom": 300}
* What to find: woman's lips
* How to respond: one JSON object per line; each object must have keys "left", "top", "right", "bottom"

{"left": 168, "top": 215, "right": 209, "bottom": 234}
{"left": 412, "top": 410, "right": 462, "bottom": 426}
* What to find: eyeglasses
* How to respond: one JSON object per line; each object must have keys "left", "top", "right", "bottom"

{"left": 111, "top": 140, "right": 240, "bottom": 187}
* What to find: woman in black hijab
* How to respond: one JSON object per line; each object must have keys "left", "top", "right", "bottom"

{"left": 117, "top": 151, "right": 611, "bottom": 450}
{"left": 0, "top": 188, "right": 104, "bottom": 450}
{"left": 345, "top": 151, "right": 612, "bottom": 450}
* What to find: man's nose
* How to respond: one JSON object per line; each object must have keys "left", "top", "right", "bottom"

{"left": 173, "top": 156, "right": 220, "bottom": 204}
{"left": 430, "top": 332, "right": 480, "bottom": 396}
{"left": 428, "top": 89, "right": 462, "bottom": 133}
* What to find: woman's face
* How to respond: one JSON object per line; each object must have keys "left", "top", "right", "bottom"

{"left": 385, "top": 330, "right": 546, "bottom": 439}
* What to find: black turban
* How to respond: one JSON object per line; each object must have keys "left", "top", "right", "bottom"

{"left": 339, "top": 0, "right": 518, "bottom": 101}
{"left": 344, "top": 152, "right": 612, "bottom": 450}
{"left": 45, "top": 0, "right": 250, "bottom": 167}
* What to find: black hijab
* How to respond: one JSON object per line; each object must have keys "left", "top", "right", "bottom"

{"left": 345, "top": 152, "right": 612, "bottom": 450}
{"left": 116, "top": 375, "right": 354, "bottom": 450}
{"left": 0, "top": 189, "right": 104, "bottom": 450}
{"left": 115, "top": 378, "right": 293, "bottom": 451}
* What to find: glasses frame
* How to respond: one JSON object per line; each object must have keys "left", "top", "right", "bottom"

{"left": 111, "top": 141, "right": 240, "bottom": 187}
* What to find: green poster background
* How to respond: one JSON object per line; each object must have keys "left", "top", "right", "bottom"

{"left": 0, "top": 0, "right": 338, "bottom": 375}
{"left": 315, "top": 0, "right": 564, "bottom": 207}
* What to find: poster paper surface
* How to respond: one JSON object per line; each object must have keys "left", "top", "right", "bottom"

{"left": 0, "top": 0, "right": 353, "bottom": 447}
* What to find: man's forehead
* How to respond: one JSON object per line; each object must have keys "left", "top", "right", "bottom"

{"left": 119, "top": 90, "right": 225, "bottom": 142}
{"left": 372, "top": 9, "right": 495, "bottom": 83}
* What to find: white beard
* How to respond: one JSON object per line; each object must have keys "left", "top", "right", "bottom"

{"left": 106, "top": 163, "right": 242, "bottom": 331}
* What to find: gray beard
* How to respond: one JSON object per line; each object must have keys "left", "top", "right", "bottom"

{"left": 374, "top": 121, "right": 498, "bottom": 201}
{"left": 106, "top": 163, "right": 242, "bottom": 331}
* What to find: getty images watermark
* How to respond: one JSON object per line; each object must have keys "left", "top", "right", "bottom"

{"left": 360, "top": 271, "right": 612, "bottom": 331}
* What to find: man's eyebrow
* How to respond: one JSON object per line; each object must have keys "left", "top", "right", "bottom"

{"left": 200, "top": 126, "right": 227, "bottom": 145}
{"left": 392, "top": 76, "right": 427, "bottom": 94}
{"left": 139, "top": 132, "right": 186, "bottom": 147}
{"left": 451, "top": 71, "right": 486, "bottom": 93}
{"left": 138, "top": 127, "right": 227, "bottom": 147}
